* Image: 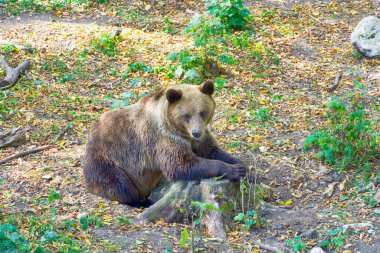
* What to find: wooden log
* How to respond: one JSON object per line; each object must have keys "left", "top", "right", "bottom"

{"left": 0, "top": 127, "right": 27, "bottom": 149}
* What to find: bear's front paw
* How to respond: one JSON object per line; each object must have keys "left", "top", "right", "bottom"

{"left": 226, "top": 164, "right": 247, "bottom": 182}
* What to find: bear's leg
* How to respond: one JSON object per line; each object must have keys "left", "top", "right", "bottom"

{"left": 192, "top": 131, "right": 243, "bottom": 165}
{"left": 157, "top": 142, "right": 246, "bottom": 182}
{"left": 83, "top": 158, "right": 143, "bottom": 206}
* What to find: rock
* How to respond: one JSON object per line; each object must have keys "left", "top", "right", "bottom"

{"left": 351, "top": 16, "right": 380, "bottom": 58}
{"left": 301, "top": 229, "right": 319, "bottom": 239}
{"left": 310, "top": 247, "right": 326, "bottom": 253}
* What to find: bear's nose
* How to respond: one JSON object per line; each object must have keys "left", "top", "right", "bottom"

{"left": 192, "top": 131, "right": 201, "bottom": 138}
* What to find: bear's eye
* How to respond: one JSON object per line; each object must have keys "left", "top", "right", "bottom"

{"left": 200, "top": 111, "right": 207, "bottom": 118}
{"left": 183, "top": 114, "right": 191, "bottom": 121}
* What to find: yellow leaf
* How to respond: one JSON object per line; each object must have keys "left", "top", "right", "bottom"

{"left": 103, "top": 215, "right": 112, "bottom": 221}
{"left": 259, "top": 100, "right": 267, "bottom": 105}
{"left": 280, "top": 199, "right": 292, "bottom": 206}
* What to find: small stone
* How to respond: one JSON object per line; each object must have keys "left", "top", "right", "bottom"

{"left": 301, "top": 229, "right": 319, "bottom": 239}
{"left": 310, "top": 247, "right": 326, "bottom": 253}
{"left": 351, "top": 16, "right": 380, "bottom": 58}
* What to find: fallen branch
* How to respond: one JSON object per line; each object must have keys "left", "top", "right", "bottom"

{"left": 327, "top": 72, "right": 342, "bottom": 92}
{"left": 54, "top": 124, "right": 72, "bottom": 143}
{"left": 0, "top": 145, "right": 51, "bottom": 165}
{"left": 252, "top": 239, "right": 284, "bottom": 253}
{"left": 358, "top": 180, "right": 380, "bottom": 193}
{"left": 306, "top": 14, "right": 323, "bottom": 25}
{"left": 0, "top": 55, "right": 31, "bottom": 90}
{"left": 0, "top": 40, "right": 35, "bottom": 53}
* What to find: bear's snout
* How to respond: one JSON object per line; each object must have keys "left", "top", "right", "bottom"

{"left": 192, "top": 130, "right": 202, "bottom": 139}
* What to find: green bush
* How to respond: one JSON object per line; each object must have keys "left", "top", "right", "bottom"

{"left": 206, "top": 0, "right": 253, "bottom": 31}
{"left": 305, "top": 95, "right": 379, "bottom": 172}
{"left": 0, "top": 224, "right": 32, "bottom": 252}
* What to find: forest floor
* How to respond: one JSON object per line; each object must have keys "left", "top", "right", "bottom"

{"left": 0, "top": 0, "right": 379, "bottom": 252}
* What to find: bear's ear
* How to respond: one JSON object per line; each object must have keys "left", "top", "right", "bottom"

{"left": 199, "top": 80, "right": 214, "bottom": 96}
{"left": 166, "top": 89, "right": 182, "bottom": 103}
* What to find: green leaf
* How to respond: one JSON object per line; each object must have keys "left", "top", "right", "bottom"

{"left": 79, "top": 216, "right": 89, "bottom": 231}
{"left": 0, "top": 178, "right": 3, "bottom": 185}
{"left": 183, "top": 68, "right": 199, "bottom": 80}
{"left": 234, "top": 213, "right": 244, "bottom": 222}
{"left": 191, "top": 201, "right": 202, "bottom": 207}
{"left": 215, "top": 77, "right": 226, "bottom": 88}
{"left": 204, "top": 203, "right": 220, "bottom": 212}
{"left": 167, "top": 51, "right": 178, "bottom": 61}
{"left": 180, "top": 228, "right": 189, "bottom": 247}
{"left": 175, "top": 66, "right": 183, "bottom": 77}
{"left": 218, "top": 54, "right": 235, "bottom": 65}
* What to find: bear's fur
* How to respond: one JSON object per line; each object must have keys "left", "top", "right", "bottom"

{"left": 83, "top": 80, "right": 246, "bottom": 207}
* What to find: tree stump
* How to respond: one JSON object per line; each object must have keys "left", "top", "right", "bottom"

{"left": 137, "top": 179, "right": 273, "bottom": 239}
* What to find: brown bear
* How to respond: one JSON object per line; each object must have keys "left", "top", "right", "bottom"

{"left": 83, "top": 80, "right": 246, "bottom": 207}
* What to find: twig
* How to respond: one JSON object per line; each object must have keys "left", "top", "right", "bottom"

{"left": 306, "top": 14, "right": 323, "bottom": 25}
{"left": 252, "top": 239, "right": 284, "bottom": 253}
{"left": 327, "top": 72, "right": 342, "bottom": 92}
{"left": 54, "top": 124, "right": 71, "bottom": 143}
{"left": 0, "top": 145, "right": 51, "bottom": 165}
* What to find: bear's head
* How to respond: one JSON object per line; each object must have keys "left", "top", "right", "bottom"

{"left": 165, "top": 80, "right": 216, "bottom": 140}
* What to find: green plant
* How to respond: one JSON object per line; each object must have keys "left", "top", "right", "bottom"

{"left": 163, "top": 17, "right": 176, "bottom": 34}
{"left": 127, "top": 61, "right": 152, "bottom": 73}
{"left": 205, "top": 0, "right": 253, "bottom": 31}
{"left": 285, "top": 236, "right": 307, "bottom": 252}
{"left": 168, "top": 49, "right": 203, "bottom": 82}
{"left": 0, "top": 224, "right": 32, "bottom": 252}
{"left": 234, "top": 210, "right": 259, "bottom": 232}
{"left": 90, "top": 33, "right": 119, "bottom": 56}
{"left": 250, "top": 107, "right": 272, "bottom": 126}
{"left": 0, "top": 43, "right": 16, "bottom": 54}
{"left": 321, "top": 228, "right": 347, "bottom": 250}
{"left": 47, "top": 189, "right": 60, "bottom": 204}
{"left": 304, "top": 95, "right": 379, "bottom": 172}
{"left": 180, "top": 201, "right": 220, "bottom": 252}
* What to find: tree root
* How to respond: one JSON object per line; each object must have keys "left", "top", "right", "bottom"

{"left": 0, "top": 55, "right": 31, "bottom": 90}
